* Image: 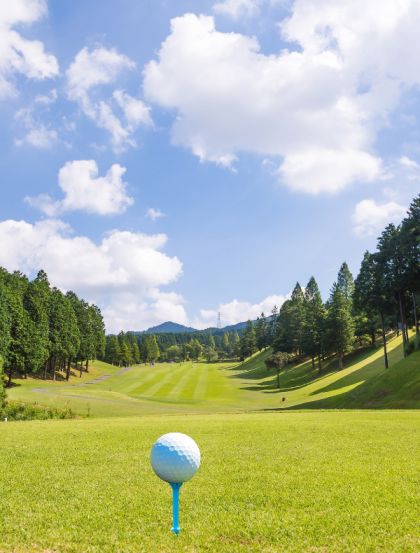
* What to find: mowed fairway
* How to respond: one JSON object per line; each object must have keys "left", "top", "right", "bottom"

{"left": 7, "top": 333, "right": 417, "bottom": 416}
{"left": 0, "top": 412, "right": 419, "bottom": 552}
{"left": 7, "top": 360, "right": 243, "bottom": 417}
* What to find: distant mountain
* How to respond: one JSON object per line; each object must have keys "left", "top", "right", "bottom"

{"left": 143, "top": 321, "right": 197, "bottom": 334}
{"left": 139, "top": 318, "right": 261, "bottom": 335}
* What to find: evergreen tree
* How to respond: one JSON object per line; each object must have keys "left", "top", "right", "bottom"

{"left": 0, "top": 274, "right": 11, "bottom": 364}
{"left": 23, "top": 271, "right": 50, "bottom": 377}
{"left": 105, "top": 335, "right": 120, "bottom": 365}
{"left": 354, "top": 251, "right": 392, "bottom": 368}
{"left": 231, "top": 331, "right": 240, "bottom": 358}
{"left": 337, "top": 262, "right": 355, "bottom": 304}
{"left": 222, "top": 332, "right": 230, "bottom": 356}
{"left": 255, "top": 312, "right": 268, "bottom": 351}
{"left": 376, "top": 224, "right": 410, "bottom": 351}
{"left": 327, "top": 283, "right": 355, "bottom": 369}
{"left": 0, "top": 356, "right": 6, "bottom": 410}
{"left": 302, "top": 277, "right": 326, "bottom": 372}
{"left": 240, "top": 321, "right": 256, "bottom": 359}
{"left": 127, "top": 333, "right": 140, "bottom": 364}
{"left": 145, "top": 335, "right": 160, "bottom": 363}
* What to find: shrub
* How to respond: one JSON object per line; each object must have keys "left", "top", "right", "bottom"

{"left": 1, "top": 401, "right": 75, "bottom": 421}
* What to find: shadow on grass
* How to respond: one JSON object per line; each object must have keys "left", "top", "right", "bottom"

{"left": 227, "top": 339, "right": 402, "bottom": 399}
{"left": 261, "top": 342, "right": 411, "bottom": 410}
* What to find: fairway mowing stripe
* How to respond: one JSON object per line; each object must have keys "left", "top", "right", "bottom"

{"left": 148, "top": 364, "right": 192, "bottom": 399}
{"left": 122, "top": 366, "right": 170, "bottom": 394}
{"left": 128, "top": 365, "right": 182, "bottom": 395}
{"left": 136, "top": 364, "right": 188, "bottom": 398}
{"left": 192, "top": 364, "right": 209, "bottom": 401}
{"left": 167, "top": 364, "right": 198, "bottom": 401}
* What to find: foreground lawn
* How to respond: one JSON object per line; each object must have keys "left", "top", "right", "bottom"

{"left": 0, "top": 411, "right": 419, "bottom": 552}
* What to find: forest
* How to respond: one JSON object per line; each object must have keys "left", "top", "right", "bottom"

{"left": 0, "top": 269, "right": 105, "bottom": 392}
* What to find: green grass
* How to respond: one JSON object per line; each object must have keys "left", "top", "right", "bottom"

{"left": 2, "top": 338, "right": 419, "bottom": 551}
{"left": 0, "top": 411, "right": 418, "bottom": 552}
{"left": 7, "top": 333, "right": 419, "bottom": 417}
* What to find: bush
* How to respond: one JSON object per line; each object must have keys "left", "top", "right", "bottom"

{"left": 1, "top": 401, "right": 75, "bottom": 421}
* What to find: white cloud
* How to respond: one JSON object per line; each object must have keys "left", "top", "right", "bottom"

{"left": 399, "top": 156, "right": 420, "bottom": 170}
{"left": 66, "top": 47, "right": 134, "bottom": 105}
{"left": 26, "top": 160, "right": 134, "bottom": 216}
{"left": 0, "top": 0, "right": 58, "bottom": 99}
{"left": 146, "top": 207, "right": 165, "bottom": 220}
{"left": 352, "top": 198, "right": 406, "bottom": 236}
{"left": 0, "top": 218, "right": 184, "bottom": 332}
{"left": 66, "top": 47, "right": 152, "bottom": 151}
{"left": 195, "top": 294, "right": 288, "bottom": 328}
{"left": 15, "top": 106, "right": 57, "bottom": 149}
{"left": 113, "top": 89, "right": 153, "bottom": 128}
{"left": 143, "top": 2, "right": 420, "bottom": 193}
{"left": 213, "top": 0, "right": 262, "bottom": 19}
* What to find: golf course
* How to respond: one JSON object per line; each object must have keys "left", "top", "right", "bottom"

{"left": 2, "top": 336, "right": 419, "bottom": 552}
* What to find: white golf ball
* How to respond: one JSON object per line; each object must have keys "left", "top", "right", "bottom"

{"left": 151, "top": 433, "right": 200, "bottom": 484}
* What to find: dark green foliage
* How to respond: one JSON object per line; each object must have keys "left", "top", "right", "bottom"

{"left": 302, "top": 277, "right": 326, "bottom": 371}
{"left": 255, "top": 313, "right": 269, "bottom": 351}
{"left": 240, "top": 321, "right": 257, "bottom": 359}
{"left": 0, "top": 267, "right": 105, "bottom": 389}
{"left": 327, "top": 283, "right": 355, "bottom": 369}
{"left": 265, "top": 351, "right": 292, "bottom": 388}
{"left": 145, "top": 335, "right": 160, "bottom": 362}
{"left": 0, "top": 356, "right": 6, "bottom": 409}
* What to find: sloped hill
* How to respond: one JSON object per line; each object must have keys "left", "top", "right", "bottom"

{"left": 229, "top": 334, "right": 419, "bottom": 410}
{"left": 307, "top": 350, "right": 420, "bottom": 409}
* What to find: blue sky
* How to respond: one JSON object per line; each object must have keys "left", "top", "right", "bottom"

{"left": 0, "top": 0, "right": 418, "bottom": 332}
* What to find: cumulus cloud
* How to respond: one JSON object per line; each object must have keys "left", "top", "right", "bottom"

{"left": 195, "top": 294, "right": 288, "bottom": 328}
{"left": 15, "top": 105, "right": 58, "bottom": 149}
{"left": 213, "top": 0, "right": 262, "bottom": 19}
{"left": 352, "top": 198, "right": 406, "bottom": 236}
{"left": 0, "top": 0, "right": 58, "bottom": 99}
{"left": 0, "top": 218, "right": 184, "bottom": 332}
{"left": 143, "top": 2, "right": 420, "bottom": 193}
{"left": 26, "top": 160, "right": 134, "bottom": 216}
{"left": 146, "top": 207, "right": 165, "bottom": 220}
{"left": 66, "top": 47, "right": 152, "bottom": 151}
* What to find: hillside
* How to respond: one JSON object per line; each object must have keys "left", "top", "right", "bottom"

{"left": 7, "top": 332, "right": 418, "bottom": 416}
{"left": 235, "top": 335, "right": 420, "bottom": 410}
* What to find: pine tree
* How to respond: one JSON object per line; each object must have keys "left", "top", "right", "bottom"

{"left": 146, "top": 335, "right": 160, "bottom": 363}
{"left": 354, "top": 251, "right": 392, "bottom": 368}
{"left": 255, "top": 312, "right": 268, "bottom": 351}
{"left": 0, "top": 274, "right": 11, "bottom": 364}
{"left": 23, "top": 271, "right": 50, "bottom": 376}
{"left": 105, "top": 335, "right": 120, "bottom": 365}
{"left": 327, "top": 283, "right": 355, "bottom": 369}
{"left": 302, "top": 277, "right": 326, "bottom": 372}
{"left": 231, "top": 331, "right": 240, "bottom": 358}
{"left": 376, "top": 224, "right": 410, "bottom": 352}
{"left": 0, "top": 355, "right": 6, "bottom": 410}
{"left": 240, "top": 321, "right": 256, "bottom": 359}
{"left": 337, "top": 262, "right": 355, "bottom": 304}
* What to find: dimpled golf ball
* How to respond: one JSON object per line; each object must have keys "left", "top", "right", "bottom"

{"left": 151, "top": 433, "right": 200, "bottom": 483}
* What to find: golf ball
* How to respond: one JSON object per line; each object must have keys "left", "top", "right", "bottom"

{"left": 151, "top": 433, "right": 200, "bottom": 483}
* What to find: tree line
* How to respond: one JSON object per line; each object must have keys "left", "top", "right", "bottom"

{"left": 243, "top": 194, "right": 419, "bottom": 372}
{"left": 0, "top": 269, "right": 106, "bottom": 388}
{"left": 103, "top": 329, "right": 242, "bottom": 365}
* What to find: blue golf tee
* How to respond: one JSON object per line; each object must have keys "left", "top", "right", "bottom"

{"left": 170, "top": 482, "right": 182, "bottom": 534}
